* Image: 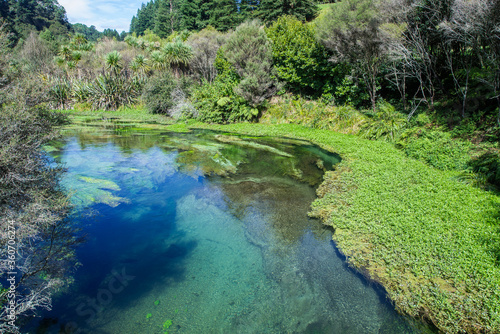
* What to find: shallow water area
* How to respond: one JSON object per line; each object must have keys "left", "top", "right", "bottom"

{"left": 31, "top": 122, "right": 421, "bottom": 334}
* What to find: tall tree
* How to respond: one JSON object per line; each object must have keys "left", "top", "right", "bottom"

{"left": 316, "top": 0, "right": 395, "bottom": 111}
{"left": 130, "top": 0, "right": 159, "bottom": 35}
{"left": 72, "top": 23, "right": 102, "bottom": 41}
{"left": 266, "top": 15, "right": 333, "bottom": 95}
{"left": 178, "top": 0, "right": 212, "bottom": 31}
{"left": 225, "top": 19, "right": 277, "bottom": 106}
{"left": 155, "top": 0, "right": 180, "bottom": 37}
{"left": 255, "top": 0, "right": 318, "bottom": 24}
{"left": 208, "top": 0, "right": 240, "bottom": 31}
{"left": 103, "top": 28, "right": 121, "bottom": 40}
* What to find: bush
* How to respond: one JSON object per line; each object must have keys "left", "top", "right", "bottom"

{"left": 265, "top": 16, "right": 334, "bottom": 96}
{"left": 359, "top": 100, "right": 407, "bottom": 142}
{"left": 88, "top": 74, "right": 139, "bottom": 110}
{"left": 48, "top": 78, "right": 71, "bottom": 109}
{"left": 466, "top": 151, "right": 500, "bottom": 188}
{"left": 142, "top": 72, "right": 178, "bottom": 114}
{"left": 193, "top": 78, "right": 258, "bottom": 124}
{"left": 398, "top": 128, "right": 472, "bottom": 170}
{"left": 191, "top": 50, "right": 258, "bottom": 124}
{"left": 0, "top": 105, "right": 77, "bottom": 333}
{"left": 224, "top": 20, "right": 277, "bottom": 107}
{"left": 187, "top": 27, "right": 227, "bottom": 83}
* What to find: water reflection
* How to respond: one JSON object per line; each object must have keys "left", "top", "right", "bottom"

{"left": 30, "top": 123, "right": 421, "bottom": 334}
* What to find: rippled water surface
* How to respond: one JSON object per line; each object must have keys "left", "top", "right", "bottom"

{"left": 31, "top": 122, "right": 421, "bottom": 334}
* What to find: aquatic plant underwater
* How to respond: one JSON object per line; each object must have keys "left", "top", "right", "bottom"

{"left": 30, "top": 122, "right": 423, "bottom": 333}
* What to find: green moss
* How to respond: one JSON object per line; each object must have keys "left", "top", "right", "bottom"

{"left": 146, "top": 313, "right": 152, "bottom": 320}
{"left": 154, "top": 300, "right": 160, "bottom": 306}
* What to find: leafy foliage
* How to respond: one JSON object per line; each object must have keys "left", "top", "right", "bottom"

{"left": 142, "top": 71, "right": 178, "bottom": 114}
{"left": 262, "top": 95, "right": 366, "bottom": 134}
{"left": 224, "top": 20, "right": 277, "bottom": 107}
{"left": 88, "top": 74, "right": 139, "bottom": 110}
{"left": 398, "top": 128, "right": 472, "bottom": 170}
{"left": 0, "top": 0, "right": 71, "bottom": 42}
{"left": 48, "top": 77, "right": 71, "bottom": 109}
{"left": 187, "top": 27, "right": 227, "bottom": 82}
{"left": 466, "top": 151, "right": 500, "bottom": 188}
{"left": 359, "top": 100, "right": 407, "bottom": 142}
{"left": 315, "top": 0, "right": 400, "bottom": 111}
{"left": 266, "top": 16, "right": 334, "bottom": 96}
{"left": 192, "top": 51, "right": 258, "bottom": 123}
{"left": 255, "top": 0, "right": 318, "bottom": 24}
{"left": 162, "top": 38, "right": 193, "bottom": 77}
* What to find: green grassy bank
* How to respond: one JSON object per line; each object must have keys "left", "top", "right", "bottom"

{"left": 67, "top": 114, "right": 500, "bottom": 333}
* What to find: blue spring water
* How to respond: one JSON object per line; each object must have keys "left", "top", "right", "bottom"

{"left": 30, "top": 127, "right": 422, "bottom": 334}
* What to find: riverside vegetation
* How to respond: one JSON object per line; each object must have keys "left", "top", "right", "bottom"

{"left": 1, "top": 0, "right": 500, "bottom": 333}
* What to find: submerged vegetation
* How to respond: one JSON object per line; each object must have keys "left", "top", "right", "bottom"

{"left": 189, "top": 122, "right": 500, "bottom": 334}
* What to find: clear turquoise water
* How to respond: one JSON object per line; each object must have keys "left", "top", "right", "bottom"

{"left": 32, "top": 125, "right": 421, "bottom": 334}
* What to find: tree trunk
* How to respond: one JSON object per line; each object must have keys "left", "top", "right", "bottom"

{"left": 170, "top": 0, "right": 174, "bottom": 34}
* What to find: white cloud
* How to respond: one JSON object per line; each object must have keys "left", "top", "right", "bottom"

{"left": 59, "top": 0, "right": 146, "bottom": 32}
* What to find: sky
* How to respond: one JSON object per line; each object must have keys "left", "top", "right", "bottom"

{"left": 58, "top": 0, "right": 146, "bottom": 33}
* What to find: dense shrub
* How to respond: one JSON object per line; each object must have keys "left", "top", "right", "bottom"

{"left": 88, "top": 74, "right": 139, "bottom": 110}
{"left": 359, "top": 100, "right": 407, "bottom": 142}
{"left": 193, "top": 78, "right": 258, "bottom": 123}
{"left": 187, "top": 27, "right": 227, "bottom": 83}
{"left": 192, "top": 49, "right": 258, "bottom": 123}
{"left": 224, "top": 20, "right": 277, "bottom": 107}
{"left": 142, "top": 71, "right": 178, "bottom": 114}
{"left": 398, "top": 128, "right": 472, "bottom": 170}
{"left": 265, "top": 16, "right": 334, "bottom": 96}
{"left": 48, "top": 77, "right": 71, "bottom": 109}
{"left": 466, "top": 151, "right": 500, "bottom": 188}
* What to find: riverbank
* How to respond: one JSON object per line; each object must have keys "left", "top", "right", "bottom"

{"left": 65, "top": 113, "right": 500, "bottom": 333}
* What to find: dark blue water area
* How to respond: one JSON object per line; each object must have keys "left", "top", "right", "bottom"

{"left": 26, "top": 130, "right": 426, "bottom": 334}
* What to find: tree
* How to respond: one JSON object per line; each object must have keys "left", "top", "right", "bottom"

{"left": 162, "top": 38, "right": 193, "bottom": 77}
{"left": 72, "top": 23, "right": 102, "bottom": 42}
{"left": 178, "top": 0, "right": 200, "bottom": 31}
{"left": 316, "top": 0, "right": 395, "bottom": 112}
{"left": 130, "top": 1, "right": 159, "bottom": 35}
{"left": 130, "top": 54, "right": 150, "bottom": 79}
{"left": 439, "top": 0, "right": 486, "bottom": 118}
{"left": 266, "top": 15, "right": 333, "bottom": 95}
{"left": 256, "top": 0, "right": 318, "bottom": 24}
{"left": 105, "top": 50, "right": 123, "bottom": 75}
{"left": 0, "top": 105, "right": 80, "bottom": 334}
{"left": 103, "top": 28, "right": 121, "bottom": 40}
{"left": 9, "top": 0, "right": 70, "bottom": 36}
{"left": 155, "top": 0, "right": 180, "bottom": 37}
{"left": 224, "top": 19, "right": 277, "bottom": 106}
{"left": 187, "top": 27, "right": 227, "bottom": 82}
{"left": 207, "top": 0, "right": 240, "bottom": 31}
